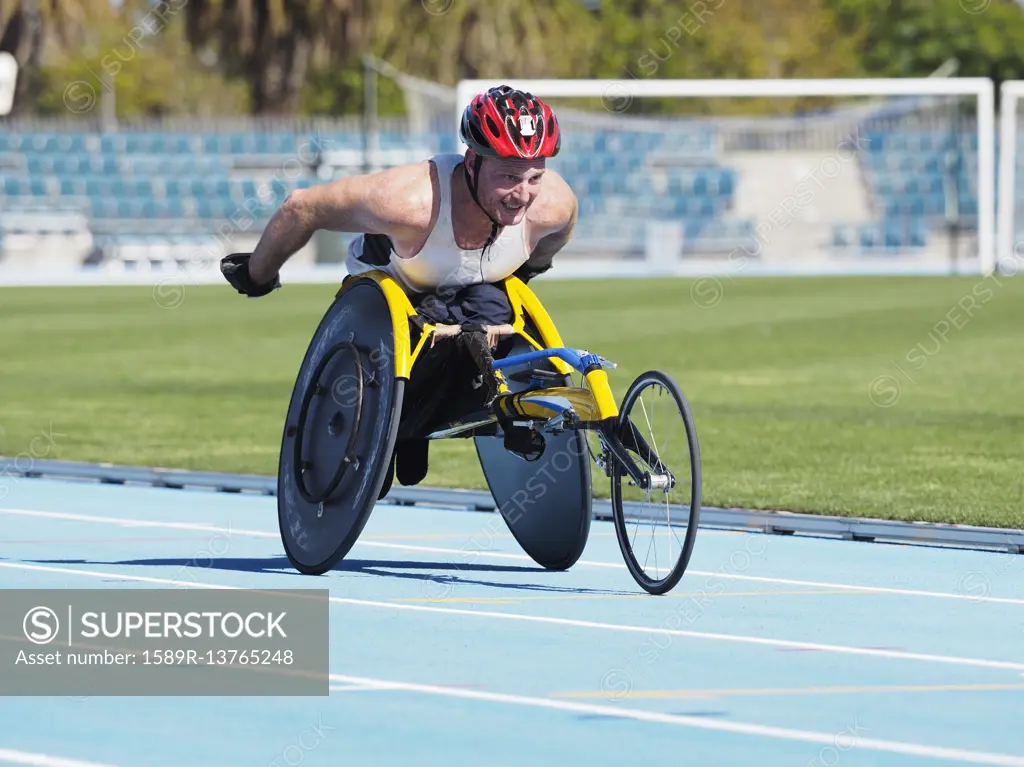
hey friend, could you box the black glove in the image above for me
[512,261,552,284]
[220,253,281,297]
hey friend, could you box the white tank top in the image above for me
[345,153,531,294]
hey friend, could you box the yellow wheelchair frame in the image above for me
[338,269,669,495]
[278,266,700,596]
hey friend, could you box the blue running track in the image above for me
[0,476,1023,767]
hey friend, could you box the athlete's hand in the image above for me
[430,324,515,349]
[220,253,281,298]
[430,324,462,347]
[484,324,515,349]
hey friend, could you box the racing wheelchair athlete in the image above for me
[221,85,703,595]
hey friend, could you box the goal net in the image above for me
[440,78,996,278]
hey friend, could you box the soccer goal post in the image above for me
[997,80,1024,273]
[0,52,17,116]
[456,78,995,276]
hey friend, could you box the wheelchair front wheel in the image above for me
[610,370,701,595]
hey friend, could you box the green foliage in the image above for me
[829,0,1024,85]
[182,0,373,113]
[370,0,599,84]
[300,66,407,117]
[7,0,1024,116]
[15,0,249,117]
[587,0,871,115]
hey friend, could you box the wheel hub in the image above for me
[327,411,346,437]
[646,472,673,491]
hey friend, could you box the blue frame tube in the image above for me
[491,347,589,374]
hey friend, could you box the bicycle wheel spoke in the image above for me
[611,371,702,595]
[643,500,658,578]
[637,393,662,564]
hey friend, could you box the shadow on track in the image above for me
[21,556,635,596]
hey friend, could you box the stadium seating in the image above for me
[0,122,983,268]
[0,129,323,269]
[834,129,979,254]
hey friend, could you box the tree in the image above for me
[14,0,247,118]
[373,0,597,85]
[183,0,374,115]
[298,0,600,118]
[587,0,867,115]
[828,0,1024,92]
[0,0,116,114]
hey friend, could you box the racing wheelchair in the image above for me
[276,270,702,595]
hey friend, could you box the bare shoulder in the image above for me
[528,169,578,238]
[521,170,579,268]
[350,160,437,233]
[297,160,436,239]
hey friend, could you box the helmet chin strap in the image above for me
[462,155,501,255]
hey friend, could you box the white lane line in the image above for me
[328,683,395,692]
[325,672,1024,766]
[0,750,120,767]
[3,505,1023,607]
[1,560,1022,673]
[345,540,1024,607]
[0,508,276,538]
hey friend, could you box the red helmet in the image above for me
[460,85,561,160]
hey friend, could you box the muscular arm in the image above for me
[247,163,431,284]
[516,173,578,282]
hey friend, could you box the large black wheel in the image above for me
[277,279,405,575]
[475,336,592,571]
[611,370,701,595]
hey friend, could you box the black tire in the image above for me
[475,335,592,571]
[277,279,404,575]
[611,370,701,595]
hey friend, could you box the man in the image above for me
[222,85,576,325]
[222,85,578,485]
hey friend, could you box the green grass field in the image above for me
[2,274,1023,529]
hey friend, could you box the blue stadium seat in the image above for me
[195,198,214,219]
[154,198,184,218]
[8,123,972,264]
[856,128,979,247]
[60,178,86,196]
[202,135,224,153]
[89,198,118,218]
[679,220,700,241]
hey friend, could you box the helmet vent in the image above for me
[468,121,489,145]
